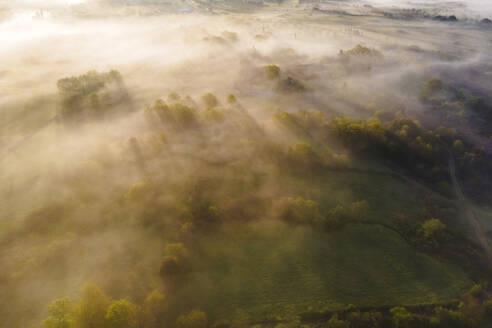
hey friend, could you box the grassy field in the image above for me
[276,167,460,229]
[174,221,471,322]
[472,205,492,245]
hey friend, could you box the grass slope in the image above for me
[174,221,471,322]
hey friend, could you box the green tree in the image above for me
[287,142,322,168]
[105,299,139,328]
[453,139,464,151]
[176,310,207,328]
[326,315,350,328]
[227,94,237,104]
[43,297,75,328]
[201,93,219,108]
[390,307,413,328]
[165,243,189,259]
[77,283,111,328]
[484,298,492,314]
[432,306,471,328]
[425,78,443,94]
[264,65,280,79]
[282,197,322,225]
[421,218,446,239]
[168,92,181,103]
[141,290,167,328]
[159,255,183,278]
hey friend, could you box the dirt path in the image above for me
[449,156,492,268]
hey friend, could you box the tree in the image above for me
[344,44,382,57]
[105,299,139,328]
[350,200,369,221]
[160,255,183,278]
[326,315,350,328]
[227,94,237,104]
[264,65,280,79]
[287,142,322,168]
[168,92,181,103]
[421,218,446,239]
[422,78,443,100]
[42,297,75,328]
[77,283,111,328]
[433,306,471,328]
[278,76,306,93]
[201,93,219,108]
[203,107,224,123]
[282,197,322,225]
[390,307,413,328]
[453,139,463,151]
[176,309,207,328]
[141,290,167,328]
[360,311,384,328]
[425,78,443,94]
[484,298,492,314]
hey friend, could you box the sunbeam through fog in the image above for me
[1,1,492,328]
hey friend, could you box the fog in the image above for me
[1,1,492,327]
